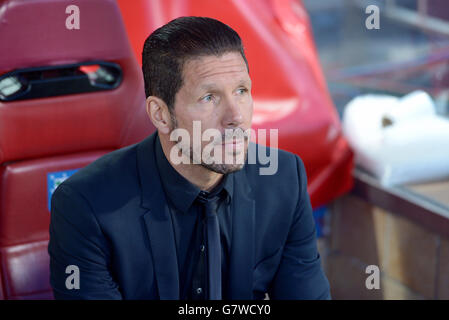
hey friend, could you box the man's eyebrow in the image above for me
[199,79,251,91]
[199,83,218,91]
[237,79,251,87]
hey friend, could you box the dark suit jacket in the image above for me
[48,132,331,299]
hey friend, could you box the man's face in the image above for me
[170,51,253,174]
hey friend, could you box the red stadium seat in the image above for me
[0,241,52,299]
[0,152,111,299]
[0,267,4,299]
[0,0,154,299]
[0,152,111,246]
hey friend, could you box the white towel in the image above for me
[342,90,449,186]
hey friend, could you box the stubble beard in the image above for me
[170,114,248,174]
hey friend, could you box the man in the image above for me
[48,16,331,300]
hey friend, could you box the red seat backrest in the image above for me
[0,0,154,299]
[0,0,154,163]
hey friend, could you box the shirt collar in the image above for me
[154,134,234,214]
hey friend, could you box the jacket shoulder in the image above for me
[245,142,304,178]
[244,143,307,205]
[56,142,140,206]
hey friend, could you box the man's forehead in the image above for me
[183,52,250,85]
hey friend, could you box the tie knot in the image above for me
[205,198,219,217]
[197,192,221,218]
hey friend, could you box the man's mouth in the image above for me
[222,139,245,152]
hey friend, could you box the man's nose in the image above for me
[222,100,243,127]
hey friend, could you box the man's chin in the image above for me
[201,162,245,175]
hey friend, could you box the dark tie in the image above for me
[202,195,222,300]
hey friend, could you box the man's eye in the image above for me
[201,94,213,102]
[237,88,248,95]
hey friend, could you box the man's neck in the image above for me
[159,133,223,192]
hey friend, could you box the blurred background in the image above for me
[304,0,449,300]
[305,0,449,114]
[0,0,448,300]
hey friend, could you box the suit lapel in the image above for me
[228,168,255,299]
[137,133,180,300]
[142,202,180,300]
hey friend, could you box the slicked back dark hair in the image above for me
[141,16,249,111]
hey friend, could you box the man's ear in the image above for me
[146,96,172,135]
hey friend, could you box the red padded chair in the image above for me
[0,0,154,299]
[0,267,4,299]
